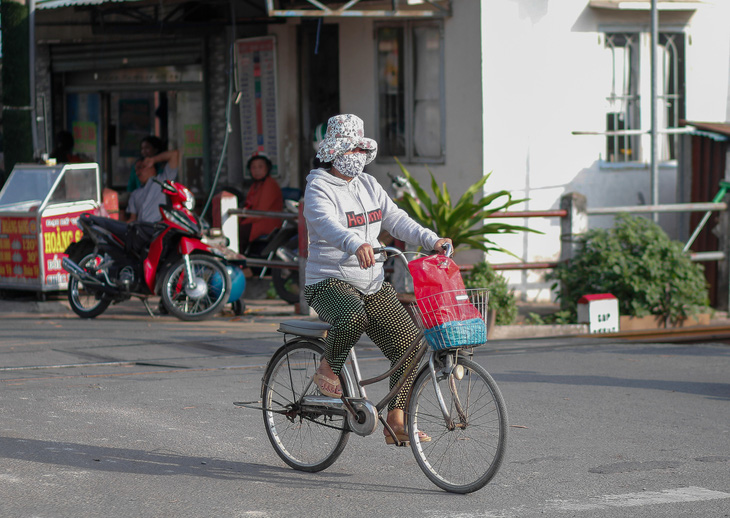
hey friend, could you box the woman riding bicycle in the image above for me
[302,114,452,445]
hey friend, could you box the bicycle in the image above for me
[247,246,508,494]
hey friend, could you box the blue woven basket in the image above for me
[424,317,487,351]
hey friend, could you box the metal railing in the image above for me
[484,189,730,310]
[215,187,730,311]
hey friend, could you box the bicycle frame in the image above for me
[258,244,507,493]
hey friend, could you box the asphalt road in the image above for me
[1,299,729,517]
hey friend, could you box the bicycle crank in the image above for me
[343,398,379,436]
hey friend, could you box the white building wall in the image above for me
[267,5,485,212]
[265,2,730,304]
[268,22,301,191]
[481,1,730,302]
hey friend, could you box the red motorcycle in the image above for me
[62,180,232,321]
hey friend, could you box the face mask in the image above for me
[333,153,367,178]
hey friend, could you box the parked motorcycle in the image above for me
[240,198,300,305]
[62,179,232,321]
[270,200,300,304]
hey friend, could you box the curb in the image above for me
[490,324,588,340]
[3,298,729,343]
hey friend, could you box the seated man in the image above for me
[126,149,180,223]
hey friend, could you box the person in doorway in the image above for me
[126,148,179,223]
[127,136,166,192]
[238,152,283,253]
[50,130,82,163]
[303,114,452,445]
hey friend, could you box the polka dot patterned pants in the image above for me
[304,278,421,410]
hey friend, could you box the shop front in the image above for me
[46,38,207,204]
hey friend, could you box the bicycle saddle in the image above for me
[278,320,330,338]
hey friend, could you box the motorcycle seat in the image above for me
[81,213,129,238]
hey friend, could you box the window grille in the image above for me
[376,22,444,163]
[605,33,640,163]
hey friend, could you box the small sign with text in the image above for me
[577,294,619,334]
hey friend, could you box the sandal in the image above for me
[384,429,431,446]
[313,372,342,398]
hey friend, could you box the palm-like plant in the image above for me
[393,159,539,256]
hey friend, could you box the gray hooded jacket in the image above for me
[303,168,440,294]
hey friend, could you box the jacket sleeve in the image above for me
[304,180,367,255]
[375,179,440,251]
[160,164,178,182]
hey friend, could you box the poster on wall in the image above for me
[235,36,279,179]
[66,93,101,163]
[72,121,98,158]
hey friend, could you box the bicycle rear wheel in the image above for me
[407,355,508,493]
[261,339,350,472]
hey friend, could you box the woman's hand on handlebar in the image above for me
[355,243,376,269]
[434,238,453,256]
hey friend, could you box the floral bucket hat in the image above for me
[316,114,378,164]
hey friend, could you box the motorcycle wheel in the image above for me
[67,245,112,319]
[160,255,231,321]
[272,267,300,305]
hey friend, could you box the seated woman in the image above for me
[238,152,283,254]
[303,114,452,445]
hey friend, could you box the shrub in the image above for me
[548,213,710,325]
[463,262,518,325]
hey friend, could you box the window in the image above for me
[603,31,685,163]
[605,33,640,162]
[376,22,444,162]
[658,33,685,160]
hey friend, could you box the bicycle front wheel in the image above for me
[261,340,350,472]
[407,356,508,493]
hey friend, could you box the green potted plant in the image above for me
[393,159,540,255]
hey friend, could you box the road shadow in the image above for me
[605,344,730,357]
[0,437,438,494]
[493,372,730,401]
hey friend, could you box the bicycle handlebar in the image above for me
[372,243,453,268]
[373,243,453,257]
[371,246,403,256]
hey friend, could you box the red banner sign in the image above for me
[0,216,40,281]
[41,212,85,287]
